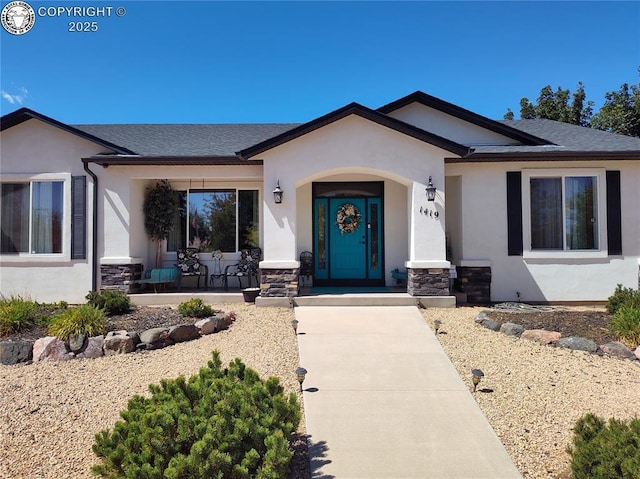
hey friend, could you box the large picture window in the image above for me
[530,176,598,250]
[1,181,63,254]
[167,189,259,253]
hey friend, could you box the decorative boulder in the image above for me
[635,346,640,361]
[168,324,199,343]
[219,309,236,328]
[480,319,501,332]
[500,322,525,337]
[67,334,87,353]
[521,329,561,345]
[599,341,637,360]
[33,336,73,361]
[0,340,34,365]
[195,317,218,335]
[76,336,105,359]
[556,336,598,353]
[103,330,136,355]
[139,327,170,345]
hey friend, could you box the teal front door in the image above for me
[314,195,383,285]
[330,198,366,279]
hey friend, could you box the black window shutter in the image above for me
[71,176,87,259]
[606,170,622,255]
[506,172,523,256]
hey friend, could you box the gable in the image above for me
[1,107,134,155]
[1,118,117,172]
[238,102,470,159]
[385,102,522,147]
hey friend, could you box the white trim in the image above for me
[522,167,607,259]
[260,260,300,269]
[405,260,450,269]
[0,172,72,262]
[100,257,143,265]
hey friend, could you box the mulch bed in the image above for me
[2,306,190,342]
[485,308,617,345]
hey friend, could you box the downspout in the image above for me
[83,159,99,292]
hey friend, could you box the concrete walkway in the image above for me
[295,306,522,479]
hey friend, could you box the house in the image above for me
[1,91,639,305]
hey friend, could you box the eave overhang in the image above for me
[445,151,640,163]
[82,155,263,167]
[237,102,471,159]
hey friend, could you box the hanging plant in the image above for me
[336,203,361,235]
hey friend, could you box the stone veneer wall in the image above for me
[100,264,143,294]
[407,268,449,296]
[260,268,299,297]
[456,266,491,304]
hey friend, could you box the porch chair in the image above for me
[224,247,261,290]
[176,248,209,290]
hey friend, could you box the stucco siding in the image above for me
[0,119,104,303]
[257,114,449,269]
[447,160,640,302]
[387,103,520,146]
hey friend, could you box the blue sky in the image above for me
[1,1,639,124]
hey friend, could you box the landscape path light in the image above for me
[291,319,299,334]
[295,366,307,392]
[471,368,484,393]
[434,319,441,335]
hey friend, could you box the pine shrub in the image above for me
[86,290,132,316]
[48,304,107,340]
[0,295,39,336]
[606,284,640,314]
[177,297,214,318]
[609,304,640,348]
[92,351,301,478]
[568,413,640,479]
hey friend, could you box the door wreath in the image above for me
[336,203,361,235]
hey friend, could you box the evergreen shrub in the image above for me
[92,351,301,479]
[0,295,39,336]
[48,304,107,340]
[568,413,640,479]
[606,284,640,314]
[177,297,214,318]
[86,290,132,316]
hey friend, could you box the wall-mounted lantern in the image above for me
[273,179,283,204]
[425,176,436,202]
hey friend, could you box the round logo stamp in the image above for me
[1,1,36,35]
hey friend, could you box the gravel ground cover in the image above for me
[3,303,639,479]
[421,306,640,479]
[0,303,308,479]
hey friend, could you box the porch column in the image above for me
[259,176,300,298]
[405,180,450,296]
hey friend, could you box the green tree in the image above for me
[505,83,594,126]
[591,76,640,137]
[143,180,179,268]
[504,72,640,137]
[205,192,236,252]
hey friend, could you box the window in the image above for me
[1,181,63,254]
[167,189,259,253]
[530,176,598,250]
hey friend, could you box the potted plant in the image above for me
[143,180,179,268]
